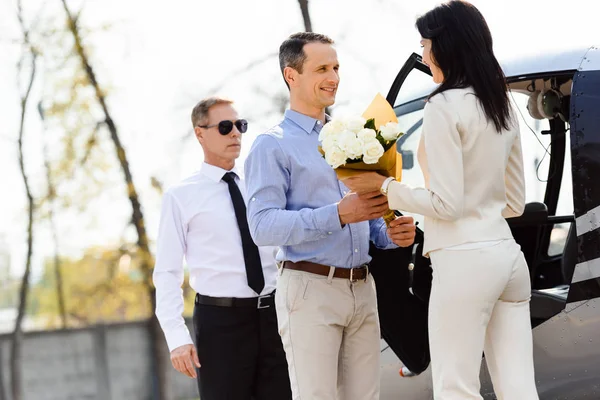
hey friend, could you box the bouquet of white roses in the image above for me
[318,93,404,226]
[319,116,403,169]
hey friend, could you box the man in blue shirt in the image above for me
[245,32,417,400]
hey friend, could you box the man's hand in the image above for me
[170,344,201,378]
[338,191,389,225]
[388,216,416,247]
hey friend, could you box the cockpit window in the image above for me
[395,108,426,227]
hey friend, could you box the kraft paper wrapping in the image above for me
[329,93,403,226]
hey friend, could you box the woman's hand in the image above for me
[387,216,416,247]
[341,172,388,194]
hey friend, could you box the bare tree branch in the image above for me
[59,1,171,398]
[59,0,152,289]
[150,176,163,196]
[11,1,38,399]
[38,102,68,330]
[79,121,102,166]
[298,0,313,32]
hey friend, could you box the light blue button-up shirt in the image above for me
[244,109,396,269]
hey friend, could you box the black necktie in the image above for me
[222,172,265,294]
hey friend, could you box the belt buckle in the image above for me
[257,294,270,309]
[349,265,368,283]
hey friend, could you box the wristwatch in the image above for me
[380,177,395,196]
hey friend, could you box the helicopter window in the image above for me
[508,92,552,204]
[509,91,574,257]
[396,107,426,228]
[393,67,436,109]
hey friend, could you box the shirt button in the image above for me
[328,232,332,235]
[354,249,358,253]
[252,198,256,201]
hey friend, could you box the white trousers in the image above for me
[275,268,381,400]
[428,239,539,400]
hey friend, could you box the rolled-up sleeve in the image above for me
[152,191,193,352]
[245,134,343,247]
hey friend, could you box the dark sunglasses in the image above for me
[198,119,248,135]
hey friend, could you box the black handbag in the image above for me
[368,226,433,374]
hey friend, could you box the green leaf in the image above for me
[364,118,376,130]
[345,158,362,164]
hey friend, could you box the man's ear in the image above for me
[283,66,299,88]
[194,126,203,142]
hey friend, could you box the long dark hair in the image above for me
[416,0,511,132]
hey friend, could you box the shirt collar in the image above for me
[284,109,330,135]
[201,162,240,183]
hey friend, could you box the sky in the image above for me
[0,0,597,281]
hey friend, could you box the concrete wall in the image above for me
[0,319,198,400]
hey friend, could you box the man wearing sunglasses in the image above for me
[153,96,291,400]
[244,33,417,399]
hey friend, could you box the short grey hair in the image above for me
[279,32,335,89]
[191,96,233,128]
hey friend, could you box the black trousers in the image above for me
[193,296,292,400]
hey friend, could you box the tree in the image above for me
[11,1,38,399]
[38,103,68,330]
[298,0,313,32]
[29,246,195,328]
[57,0,170,398]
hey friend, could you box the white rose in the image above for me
[362,137,385,164]
[335,130,358,158]
[356,128,377,144]
[319,119,346,141]
[342,136,363,160]
[324,145,347,169]
[321,135,337,153]
[379,122,402,141]
[345,116,366,133]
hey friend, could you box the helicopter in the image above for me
[368,45,600,399]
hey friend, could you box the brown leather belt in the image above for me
[283,261,369,282]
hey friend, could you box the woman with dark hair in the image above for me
[341,1,539,398]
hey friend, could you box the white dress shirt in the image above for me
[153,162,278,352]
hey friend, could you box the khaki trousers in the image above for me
[275,267,381,400]
[428,239,539,400]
